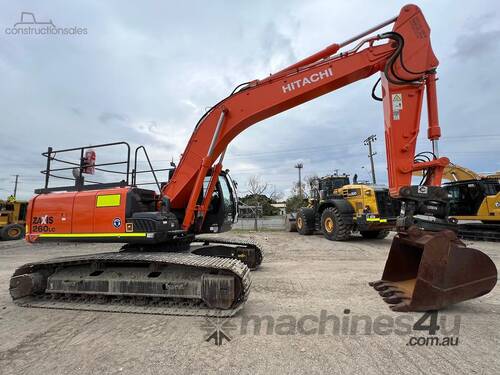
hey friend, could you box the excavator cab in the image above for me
[444,179,500,222]
[200,171,238,234]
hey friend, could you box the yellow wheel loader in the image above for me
[0,199,28,240]
[288,175,399,240]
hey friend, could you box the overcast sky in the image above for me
[1,0,499,200]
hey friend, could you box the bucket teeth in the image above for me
[373,283,391,292]
[379,288,403,298]
[383,296,400,304]
[368,280,384,287]
[389,301,411,312]
[369,280,399,293]
[370,279,411,308]
[383,295,406,304]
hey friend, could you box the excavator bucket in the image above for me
[370,227,497,311]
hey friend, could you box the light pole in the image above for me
[294,162,303,199]
[13,175,19,198]
[363,135,377,184]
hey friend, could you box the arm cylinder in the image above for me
[426,73,441,142]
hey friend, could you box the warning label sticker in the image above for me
[392,93,403,120]
[392,93,403,109]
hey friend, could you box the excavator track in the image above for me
[10,252,251,317]
[192,236,264,270]
[455,223,500,242]
[119,236,264,269]
[415,218,500,242]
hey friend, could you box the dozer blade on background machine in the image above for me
[370,227,498,311]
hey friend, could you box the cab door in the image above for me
[219,173,237,226]
[201,172,237,233]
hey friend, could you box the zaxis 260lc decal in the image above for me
[31,215,56,232]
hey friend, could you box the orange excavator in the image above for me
[10,4,497,315]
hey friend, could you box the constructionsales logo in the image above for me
[5,11,88,36]
[282,68,333,93]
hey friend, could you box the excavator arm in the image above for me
[163,4,449,231]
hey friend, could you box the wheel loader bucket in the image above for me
[370,226,497,311]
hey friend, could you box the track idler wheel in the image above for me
[370,226,497,311]
[201,274,238,309]
[10,270,48,299]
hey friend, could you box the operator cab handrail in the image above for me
[35,142,173,194]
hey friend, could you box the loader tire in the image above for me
[1,224,25,241]
[360,230,390,240]
[296,208,314,235]
[321,207,350,241]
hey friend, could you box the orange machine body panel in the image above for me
[26,187,130,242]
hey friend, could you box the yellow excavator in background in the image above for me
[415,162,500,223]
[413,163,500,241]
[438,163,482,181]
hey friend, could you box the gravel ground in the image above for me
[0,232,498,375]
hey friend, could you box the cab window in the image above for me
[219,175,235,221]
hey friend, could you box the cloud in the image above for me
[453,29,500,59]
[69,107,83,116]
[98,112,129,124]
[260,22,297,71]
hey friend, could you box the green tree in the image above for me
[242,176,283,230]
[285,194,305,214]
[285,176,317,213]
[240,194,279,216]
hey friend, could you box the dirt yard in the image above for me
[0,232,498,375]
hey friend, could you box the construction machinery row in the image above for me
[287,163,500,242]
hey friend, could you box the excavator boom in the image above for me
[164,4,448,230]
